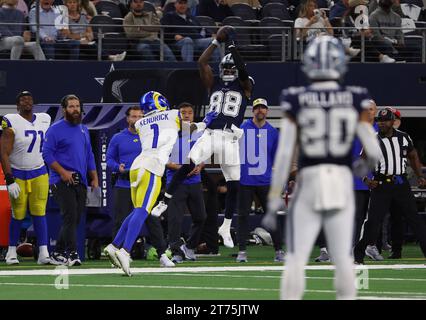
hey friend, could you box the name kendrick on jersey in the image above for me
[140,113,169,126]
[298,91,353,107]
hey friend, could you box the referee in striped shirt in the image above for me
[354,108,426,264]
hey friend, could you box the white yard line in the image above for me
[0,264,424,277]
[0,282,425,299]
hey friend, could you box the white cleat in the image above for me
[37,254,54,265]
[5,255,19,265]
[218,226,234,248]
[104,244,121,268]
[151,201,168,217]
[115,248,132,277]
[160,254,175,267]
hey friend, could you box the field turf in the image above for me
[0,244,425,300]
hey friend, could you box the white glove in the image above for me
[7,182,21,199]
[262,197,284,231]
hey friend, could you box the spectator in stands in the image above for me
[29,0,80,60]
[16,0,28,16]
[165,102,206,263]
[225,0,261,9]
[342,0,396,62]
[197,0,233,23]
[160,0,221,62]
[329,0,350,20]
[124,0,176,61]
[0,0,46,60]
[369,0,421,62]
[64,0,94,45]
[80,0,97,20]
[163,0,199,15]
[294,0,333,42]
[369,0,405,18]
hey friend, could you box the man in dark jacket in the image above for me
[160,0,221,61]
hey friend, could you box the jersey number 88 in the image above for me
[209,91,242,118]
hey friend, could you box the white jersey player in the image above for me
[262,36,381,300]
[1,91,53,265]
[104,91,217,276]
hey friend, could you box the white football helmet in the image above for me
[302,35,348,81]
[219,53,238,82]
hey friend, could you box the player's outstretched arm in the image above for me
[228,44,253,99]
[262,115,297,231]
[198,42,217,94]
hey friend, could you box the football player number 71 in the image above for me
[25,130,44,153]
[209,91,242,118]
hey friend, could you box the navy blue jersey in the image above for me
[280,82,371,169]
[207,76,251,129]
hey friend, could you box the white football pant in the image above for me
[281,165,356,300]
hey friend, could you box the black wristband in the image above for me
[5,173,15,185]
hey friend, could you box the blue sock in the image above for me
[112,211,133,248]
[9,218,23,246]
[31,215,48,246]
[123,208,148,253]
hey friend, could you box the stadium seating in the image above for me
[261,2,292,20]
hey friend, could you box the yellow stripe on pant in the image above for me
[10,173,49,220]
[129,168,162,213]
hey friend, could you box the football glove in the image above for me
[202,110,218,127]
[7,182,21,199]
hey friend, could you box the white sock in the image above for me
[7,246,17,257]
[164,193,172,199]
[320,247,328,253]
[221,218,232,230]
[39,245,49,258]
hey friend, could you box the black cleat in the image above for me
[68,251,82,266]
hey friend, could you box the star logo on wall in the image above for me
[95,63,128,102]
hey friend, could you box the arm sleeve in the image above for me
[106,135,120,172]
[42,128,57,166]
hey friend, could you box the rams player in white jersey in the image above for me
[1,91,53,265]
[104,91,217,276]
[262,36,381,299]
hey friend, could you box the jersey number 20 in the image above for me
[209,91,242,117]
[299,108,358,157]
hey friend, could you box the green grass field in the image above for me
[0,244,425,300]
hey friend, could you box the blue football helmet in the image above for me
[140,91,169,114]
[302,35,348,81]
[219,53,238,82]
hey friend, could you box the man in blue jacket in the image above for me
[42,94,99,266]
[237,98,285,263]
[160,0,221,62]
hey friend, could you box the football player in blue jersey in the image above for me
[262,35,381,300]
[152,27,253,249]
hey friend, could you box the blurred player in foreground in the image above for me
[263,36,381,300]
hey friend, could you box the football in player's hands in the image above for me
[215,25,236,43]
